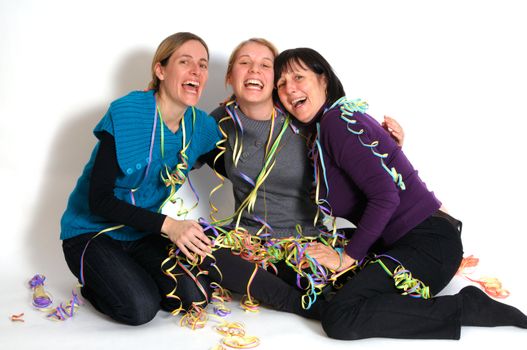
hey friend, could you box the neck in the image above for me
[237,99,274,121]
[156,91,186,133]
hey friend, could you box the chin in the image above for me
[181,95,200,107]
[297,113,316,124]
[294,111,309,122]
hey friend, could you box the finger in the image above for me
[384,115,397,124]
[190,221,205,233]
[304,248,319,258]
[312,256,337,270]
[195,230,213,246]
[384,116,399,129]
[391,131,404,146]
[305,250,327,260]
[313,244,333,253]
[178,243,197,261]
[190,236,212,254]
[185,240,207,258]
[184,224,212,247]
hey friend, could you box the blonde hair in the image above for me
[225,38,279,85]
[148,32,209,91]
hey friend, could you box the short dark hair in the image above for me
[274,48,345,106]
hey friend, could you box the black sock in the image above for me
[460,286,527,328]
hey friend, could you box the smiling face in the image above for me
[276,60,327,124]
[227,41,275,107]
[154,39,209,108]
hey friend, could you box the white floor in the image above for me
[2,257,526,350]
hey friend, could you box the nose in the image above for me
[190,61,200,76]
[284,80,296,95]
[249,62,260,73]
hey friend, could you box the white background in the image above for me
[1,0,526,349]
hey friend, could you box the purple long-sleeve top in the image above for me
[318,106,441,261]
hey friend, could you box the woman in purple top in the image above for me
[274,47,527,340]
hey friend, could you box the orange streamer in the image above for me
[10,313,25,322]
[457,255,510,299]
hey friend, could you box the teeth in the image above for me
[244,79,263,88]
[292,97,306,108]
[183,80,200,87]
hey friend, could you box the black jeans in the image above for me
[62,233,208,325]
[321,214,464,340]
[202,248,325,320]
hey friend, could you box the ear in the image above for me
[154,62,165,81]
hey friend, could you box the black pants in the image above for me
[63,233,208,325]
[322,214,464,340]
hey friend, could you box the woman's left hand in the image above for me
[305,242,356,271]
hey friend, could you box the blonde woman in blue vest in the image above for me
[60,32,220,325]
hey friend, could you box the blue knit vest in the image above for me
[60,90,220,241]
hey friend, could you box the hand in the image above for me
[382,115,405,147]
[162,217,212,260]
[304,242,356,272]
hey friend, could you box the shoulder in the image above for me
[320,99,388,151]
[109,90,155,112]
[209,105,226,122]
[321,98,379,134]
[190,106,218,128]
[102,90,155,133]
[94,90,153,137]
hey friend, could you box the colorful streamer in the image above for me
[28,274,81,321]
[457,255,510,298]
[28,274,53,309]
[10,313,25,322]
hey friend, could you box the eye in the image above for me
[200,63,208,70]
[294,74,303,81]
[262,63,272,69]
[276,80,285,89]
[239,60,249,65]
[179,59,188,65]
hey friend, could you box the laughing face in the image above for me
[276,60,327,124]
[227,41,275,107]
[155,39,209,108]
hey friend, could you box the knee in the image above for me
[321,301,362,340]
[83,285,159,326]
[116,292,160,326]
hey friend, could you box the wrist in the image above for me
[161,216,176,235]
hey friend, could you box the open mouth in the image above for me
[244,79,264,90]
[292,97,307,108]
[183,80,200,93]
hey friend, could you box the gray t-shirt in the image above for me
[210,104,321,238]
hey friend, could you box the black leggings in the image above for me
[203,248,325,320]
[322,215,464,340]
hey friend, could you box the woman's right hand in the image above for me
[382,115,405,147]
[161,217,212,261]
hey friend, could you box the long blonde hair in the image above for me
[148,32,209,91]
